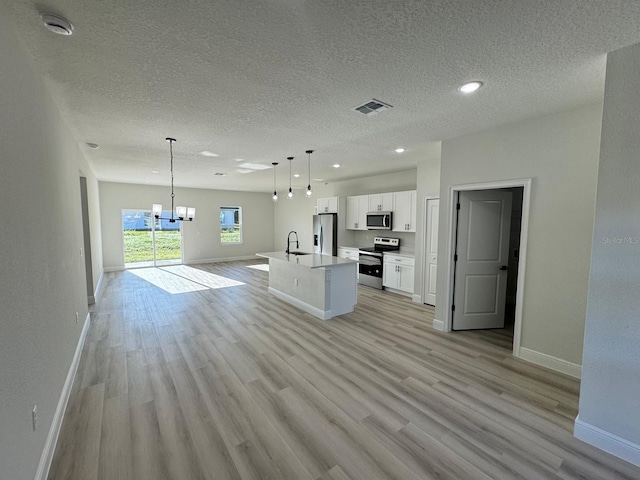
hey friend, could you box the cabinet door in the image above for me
[346,196,360,230]
[368,193,393,212]
[326,196,338,213]
[398,265,415,293]
[356,196,368,230]
[317,197,338,214]
[392,190,416,232]
[382,262,395,288]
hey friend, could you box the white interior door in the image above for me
[453,190,512,330]
[423,198,439,306]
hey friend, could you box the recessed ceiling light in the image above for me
[395,148,405,153]
[293,173,300,178]
[236,169,253,174]
[214,172,225,176]
[313,178,324,182]
[151,170,159,174]
[235,158,244,162]
[41,13,73,36]
[458,81,483,94]
[200,151,219,157]
[333,164,341,168]
[86,142,99,149]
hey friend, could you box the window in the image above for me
[220,206,242,244]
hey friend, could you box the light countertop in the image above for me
[256,252,359,269]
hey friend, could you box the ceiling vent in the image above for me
[41,13,74,36]
[353,99,393,116]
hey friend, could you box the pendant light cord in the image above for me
[168,138,176,220]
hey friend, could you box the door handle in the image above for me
[499,265,508,271]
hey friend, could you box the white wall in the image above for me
[577,42,640,465]
[99,182,274,268]
[435,103,602,366]
[412,149,442,303]
[0,11,102,479]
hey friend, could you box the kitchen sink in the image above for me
[287,251,312,256]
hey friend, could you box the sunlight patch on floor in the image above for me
[160,265,245,289]
[129,268,209,294]
[129,265,245,294]
[246,263,269,272]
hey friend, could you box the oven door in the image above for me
[358,251,384,289]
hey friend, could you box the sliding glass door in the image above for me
[122,210,182,268]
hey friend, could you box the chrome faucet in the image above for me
[286,231,299,254]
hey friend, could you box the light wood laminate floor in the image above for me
[49,260,640,480]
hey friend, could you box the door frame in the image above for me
[421,195,440,306]
[442,178,531,357]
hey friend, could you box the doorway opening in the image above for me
[122,209,183,268]
[443,179,531,357]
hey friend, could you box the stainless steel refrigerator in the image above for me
[313,213,338,256]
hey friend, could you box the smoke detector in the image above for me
[353,99,393,116]
[41,13,73,36]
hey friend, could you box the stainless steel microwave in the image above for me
[366,211,392,230]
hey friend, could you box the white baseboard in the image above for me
[574,415,640,467]
[35,312,91,480]
[103,266,124,272]
[268,287,331,320]
[519,347,581,378]
[433,318,445,331]
[94,270,105,302]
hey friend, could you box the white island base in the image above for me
[256,252,358,320]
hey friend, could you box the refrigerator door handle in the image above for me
[320,226,324,254]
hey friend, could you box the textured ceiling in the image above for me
[4,0,640,192]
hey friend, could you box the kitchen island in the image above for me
[256,252,358,320]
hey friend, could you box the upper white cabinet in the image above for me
[392,190,417,232]
[317,196,339,214]
[346,195,369,230]
[368,192,393,212]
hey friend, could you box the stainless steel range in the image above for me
[358,237,400,289]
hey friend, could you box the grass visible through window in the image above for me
[123,230,181,263]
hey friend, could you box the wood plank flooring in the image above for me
[49,259,640,479]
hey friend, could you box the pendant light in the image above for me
[152,138,196,222]
[287,156,294,199]
[272,162,279,201]
[305,149,313,197]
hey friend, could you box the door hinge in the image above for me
[454,254,458,262]
[451,304,455,312]
[456,203,461,210]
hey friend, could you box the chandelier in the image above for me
[152,137,195,222]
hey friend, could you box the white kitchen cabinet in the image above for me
[337,247,359,261]
[346,195,369,230]
[368,192,393,212]
[392,190,417,232]
[383,254,415,295]
[317,196,339,214]
[338,247,360,279]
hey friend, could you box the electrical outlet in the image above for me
[32,405,38,432]
[75,312,79,323]
[294,278,298,286]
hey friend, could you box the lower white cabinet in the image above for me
[338,247,359,279]
[383,254,415,295]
